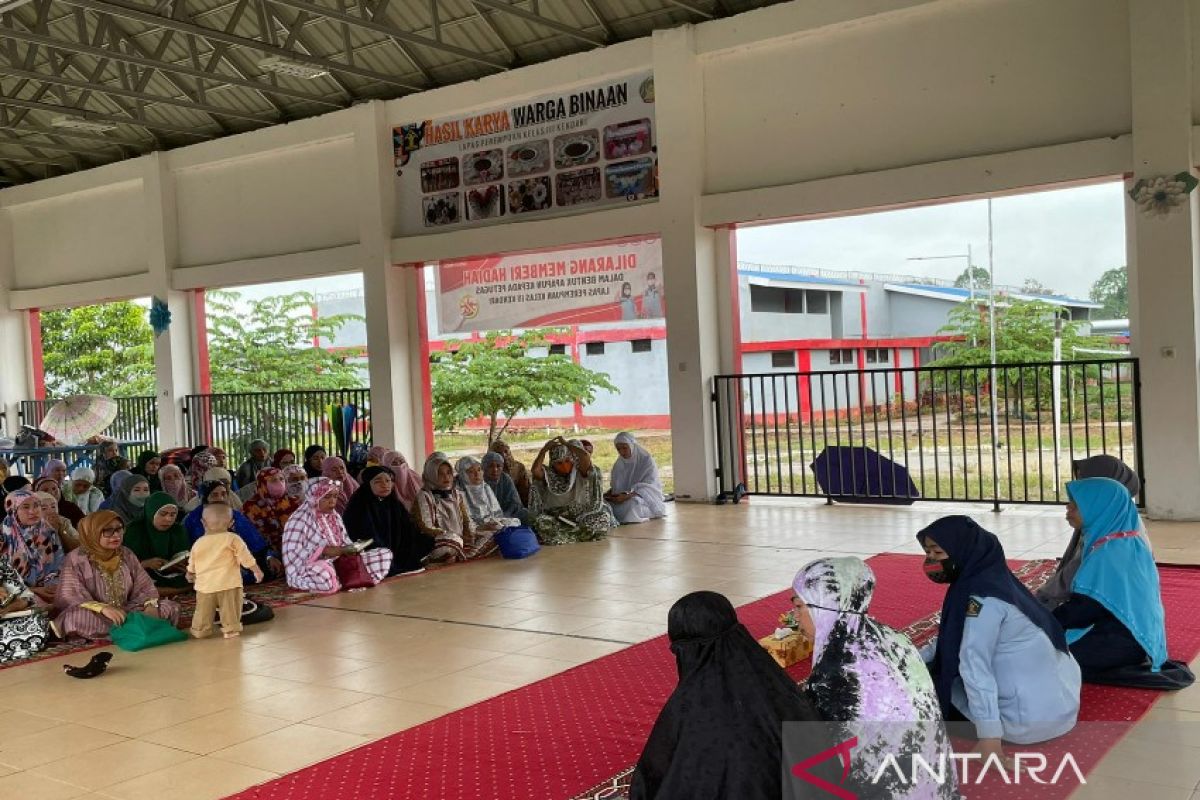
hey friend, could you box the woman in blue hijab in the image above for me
[1055,477,1167,678]
[918,516,1080,760]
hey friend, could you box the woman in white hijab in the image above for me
[605,432,666,525]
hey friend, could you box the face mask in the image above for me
[130,494,148,507]
[923,557,960,584]
[287,482,305,498]
[267,483,286,499]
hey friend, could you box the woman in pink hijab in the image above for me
[382,450,423,510]
[319,457,358,514]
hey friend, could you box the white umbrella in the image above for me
[40,395,118,444]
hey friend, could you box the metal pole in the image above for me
[1053,315,1063,484]
[967,242,974,303]
[987,199,1001,511]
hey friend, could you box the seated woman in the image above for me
[272,449,298,469]
[188,450,217,491]
[792,557,957,799]
[40,459,70,485]
[282,465,309,501]
[1,489,65,603]
[283,478,393,594]
[123,492,192,590]
[630,591,831,800]
[380,451,422,509]
[235,440,271,490]
[1038,455,1144,610]
[528,438,614,545]
[342,466,434,576]
[0,553,53,663]
[481,452,529,526]
[93,439,127,499]
[106,473,151,525]
[606,432,667,525]
[1054,477,1181,685]
[34,476,84,527]
[65,467,105,515]
[412,453,497,563]
[919,516,1080,759]
[490,440,531,506]
[183,482,281,581]
[456,456,535,540]
[159,464,197,511]
[132,451,163,492]
[321,457,358,515]
[35,491,79,553]
[55,511,180,640]
[243,468,300,553]
[199,468,243,511]
[303,445,327,479]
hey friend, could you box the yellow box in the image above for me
[758,631,813,669]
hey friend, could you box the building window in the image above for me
[631,339,653,353]
[771,351,796,369]
[549,344,567,356]
[749,284,805,313]
[585,342,605,356]
[805,290,829,314]
[829,348,855,365]
[866,348,891,364]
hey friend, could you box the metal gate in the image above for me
[712,359,1144,509]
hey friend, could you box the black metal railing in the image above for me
[712,358,1143,509]
[181,389,371,459]
[18,396,159,450]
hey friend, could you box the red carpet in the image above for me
[224,556,1200,800]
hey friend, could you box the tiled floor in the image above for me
[1,499,1198,799]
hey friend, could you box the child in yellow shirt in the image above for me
[187,503,263,639]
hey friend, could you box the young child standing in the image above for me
[188,503,263,639]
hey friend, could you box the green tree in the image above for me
[953,265,991,292]
[41,301,155,397]
[1020,278,1054,295]
[1089,267,1128,320]
[431,330,617,445]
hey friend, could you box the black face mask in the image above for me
[923,556,960,584]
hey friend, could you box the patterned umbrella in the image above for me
[40,395,118,444]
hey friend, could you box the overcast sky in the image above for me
[736,181,1127,299]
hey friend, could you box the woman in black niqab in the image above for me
[341,466,434,575]
[630,591,834,800]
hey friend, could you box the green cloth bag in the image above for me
[110,611,187,652]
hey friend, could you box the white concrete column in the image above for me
[1127,0,1200,518]
[142,153,196,448]
[355,101,425,462]
[653,25,721,501]
[0,209,32,437]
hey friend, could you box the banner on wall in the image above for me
[392,72,657,236]
[436,237,664,334]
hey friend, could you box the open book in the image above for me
[347,539,374,554]
[159,551,190,572]
[554,515,579,530]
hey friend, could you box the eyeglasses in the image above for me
[99,524,124,536]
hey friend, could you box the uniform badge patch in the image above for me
[966,598,983,617]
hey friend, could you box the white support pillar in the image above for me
[355,101,425,462]
[143,154,196,448]
[654,25,721,501]
[1127,0,1200,518]
[0,209,32,437]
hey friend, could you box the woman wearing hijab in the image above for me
[605,432,666,525]
[490,440,531,506]
[456,456,533,539]
[320,457,358,515]
[123,492,192,589]
[413,453,497,564]
[481,452,529,526]
[235,440,271,489]
[93,439,127,499]
[34,476,84,526]
[200,467,244,511]
[366,446,389,467]
[1,489,66,602]
[282,464,309,501]
[132,451,163,492]
[382,451,423,509]
[1054,477,1172,681]
[40,459,69,486]
[282,478,392,593]
[159,464,197,510]
[303,445,327,479]
[108,473,152,525]
[243,468,300,553]
[182,482,282,583]
[919,516,1080,760]
[54,511,180,640]
[343,466,434,576]
[188,450,217,491]
[272,449,298,469]
[528,438,613,545]
[65,467,105,515]
[629,591,832,800]
[35,491,79,553]
[791,557,956,799]
[0,553,53,662]
[1038,455,1145,610]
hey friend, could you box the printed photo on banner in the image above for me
[391,72,657,235]
[434,237,664,334]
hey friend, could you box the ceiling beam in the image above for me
[470,0,607,47]
[0,118,142,148]
[0,93,213,137]
[0,131,120,157]
[0,25,343,107]
[663,0,716,20]
[57,0,423,90]
[580,0,614,40]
